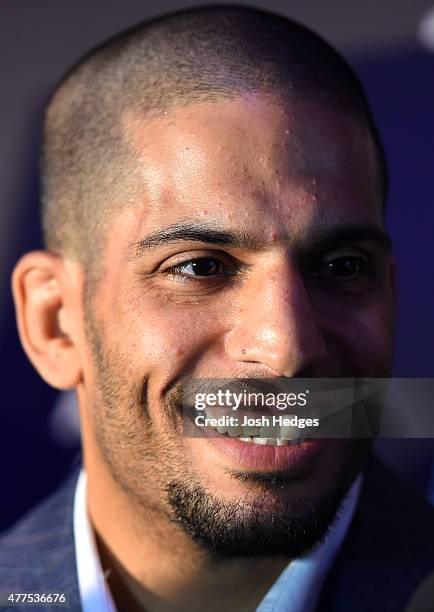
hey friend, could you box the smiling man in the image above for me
[1,5,433,612]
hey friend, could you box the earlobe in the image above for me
[12,251,82,390]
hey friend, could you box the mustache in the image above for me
[164,376,305,417]
[166,377,282,403]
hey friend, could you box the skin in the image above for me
[13,93,396,612]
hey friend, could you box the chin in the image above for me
[166,438,371,558]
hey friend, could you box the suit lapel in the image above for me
[318,455,434,612]
[0,463,82,611]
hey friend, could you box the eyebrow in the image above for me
[133,223,264,256]
[309,225,392,251]
[132,221,392,258]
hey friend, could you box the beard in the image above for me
[165,446,367,559]
[85,302,372,560]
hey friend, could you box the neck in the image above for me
[86,459,290,612]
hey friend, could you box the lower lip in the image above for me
[202,431,326,472]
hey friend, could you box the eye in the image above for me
[326,256,368,279]
[167,256,235,278]
[308,250,371,282]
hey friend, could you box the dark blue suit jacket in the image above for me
[0,455,433,611]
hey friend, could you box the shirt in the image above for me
[74,470,362,612]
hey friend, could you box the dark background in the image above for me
[1,0,434,530]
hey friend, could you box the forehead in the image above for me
[119,93,382,242]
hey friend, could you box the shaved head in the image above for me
[41,4,388,278]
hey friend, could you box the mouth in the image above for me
[191,404,307,445]
[234,437,302,446]
[187,415,324,473]
[208,423,304,446]
[204,434,324,473]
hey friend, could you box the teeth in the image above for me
[212,429,305,446]
[211,423,300,441]
[242,425,261,437]
[227,425,243,437]
[251,437,269,445]
[238,437,300,446]
[280,425,300,441]
[207,421,303,445]
[259,424,280,438]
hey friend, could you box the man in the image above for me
[1,5,433,611]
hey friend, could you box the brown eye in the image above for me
[308,253,371,282]
[326,256,367,279]
[171,257,223,277]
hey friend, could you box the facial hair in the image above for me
[85,302,371,559]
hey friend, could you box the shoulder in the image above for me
[0,464,82,610]
[319,453,434,612]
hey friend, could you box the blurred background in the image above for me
[1,0,434,530]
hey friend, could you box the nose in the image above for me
[224,259,327,376]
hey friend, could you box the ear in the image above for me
[12,251,83,390]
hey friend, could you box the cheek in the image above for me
[122,300,225,377]
[336,302,395,372]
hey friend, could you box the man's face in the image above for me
[81,94,395,557]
